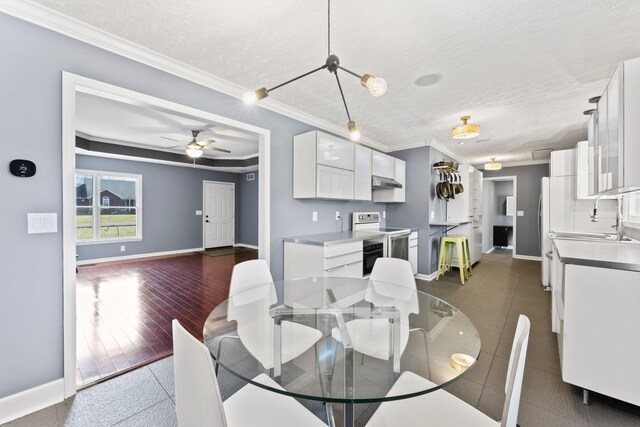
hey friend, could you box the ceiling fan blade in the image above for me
[203,146,231,153]
[161,136,183,142]
[196,138,215,147]
[165,145,186,149]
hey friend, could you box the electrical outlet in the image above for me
[383,211,386,219]
[195,210,202,216]
[120,245,126,252]
[335,211,340,220]
[312,211,318,222]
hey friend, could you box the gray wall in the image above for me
[0,13,385,399]
[483,163,549,257]
[237,172,259,246]
[75,155,241,260]
[493,181,514,227]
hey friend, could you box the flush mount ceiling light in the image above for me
[242,0,386,142]
[484,157,502,170]
[451,116,480,140]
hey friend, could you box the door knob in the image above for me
[206,220,210,223]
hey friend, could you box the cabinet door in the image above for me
[354,145,372,200]
[549,176,575,232]
[393,159,406,202]
[606,67,622,189]
[316,165,354,199]
[316,132,354,171]
[409,246,418,274]
[586,114,597,196]
[371,152,395,178]
[597,89,608,192]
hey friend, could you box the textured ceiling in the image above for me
[33,0,640,164]
[76,92,259,158]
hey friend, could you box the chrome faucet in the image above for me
[613,196,624,241]
[590,195,602,222]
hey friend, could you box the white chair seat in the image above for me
[224,373,326,427]
[365,371,498,427]
[238,319,323,370]
[331,318,408,360]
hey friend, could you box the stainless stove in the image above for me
[352,212,411,260]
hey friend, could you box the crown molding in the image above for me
[0,0,388,152]
[426,138,472,165]
[387,140,428,153]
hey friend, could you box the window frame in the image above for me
[623,192,640,226]
[76,169,143,244]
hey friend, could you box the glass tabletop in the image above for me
[203,277,481,404]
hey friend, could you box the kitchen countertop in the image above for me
[429,220,471,226]
[552,238,640,272]
[283,231,386,246]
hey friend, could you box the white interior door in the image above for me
[204,181,235,248]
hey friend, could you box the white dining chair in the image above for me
[365,315,531,427]
[172,319,327,427]
[331,258,419,360]
[225,259,322,371]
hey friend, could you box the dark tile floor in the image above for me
[5,251,640,426]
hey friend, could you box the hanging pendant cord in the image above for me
[327,0,331,55]
[334,71,352,122]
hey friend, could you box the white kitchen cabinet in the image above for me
[371,152,395,179]
[316,165,354,199]
[471,224,482,264]
[284,241,363,280]
[549,176,575,232]
[576,140,615,201]
[550,149,575,177]
[505,196,515,216]
[354,144,372,200]
[561,264,640,406]
[593,57,640,194]
[294,130,355,200]
[373,158,406,203]
[409,231,418,274]
[446,164,469,222]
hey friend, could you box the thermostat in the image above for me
[10,159,36,177]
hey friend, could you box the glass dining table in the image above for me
[203,277,481,427]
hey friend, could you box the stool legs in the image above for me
[456,243,465,284]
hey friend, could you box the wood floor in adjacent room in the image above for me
[75,249,258,388]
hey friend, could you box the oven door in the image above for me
[363,247,383,275]
[387,233,410,261]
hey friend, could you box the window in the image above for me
[624,192,640,224]
[75,170,142,243]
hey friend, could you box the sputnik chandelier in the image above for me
[242,0,387,142]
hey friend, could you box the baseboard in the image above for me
[485,247,496,254]
[233,243,259,250]
[415,272,438,281]
[76,247,204,265]
[514,254,542,261]
[0,379,64,424]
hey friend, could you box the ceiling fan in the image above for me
[162,130,231,158]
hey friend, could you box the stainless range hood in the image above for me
[372,175,403,189]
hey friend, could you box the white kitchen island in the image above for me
[551,238,640,406]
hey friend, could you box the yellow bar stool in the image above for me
[436,235,472,284]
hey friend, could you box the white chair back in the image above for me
[229,259,274,296]
[173,319,227,427]
[370,258,416,289]
[500,315,531,427]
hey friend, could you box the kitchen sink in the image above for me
[550,231,635,243]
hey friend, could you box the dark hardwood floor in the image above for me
[76,250,258,388]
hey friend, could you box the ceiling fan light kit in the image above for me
[242,0,386,142]
[484,157,502,170]
[186,147,203,158]
[451,115,480,139]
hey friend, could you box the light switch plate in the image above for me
[383,211,386,219]
[312,211,318,222]
[27,213,57,234]
[335,211,340,220]
[195,210,203,216]
[517,210,524,216]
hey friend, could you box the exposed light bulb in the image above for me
[347,121,360,142]
[186,148,203,158]
[242,91,258,105]
[361,74,387,97]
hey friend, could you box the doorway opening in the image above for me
[63,73,270,396]
[482,176,517,257]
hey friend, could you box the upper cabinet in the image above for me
[592,57,640,194]
[371,152,395,179]
[373,157,406,203]
[550,149,575,177]
[294,131,354,200]
[354,145,372,201]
